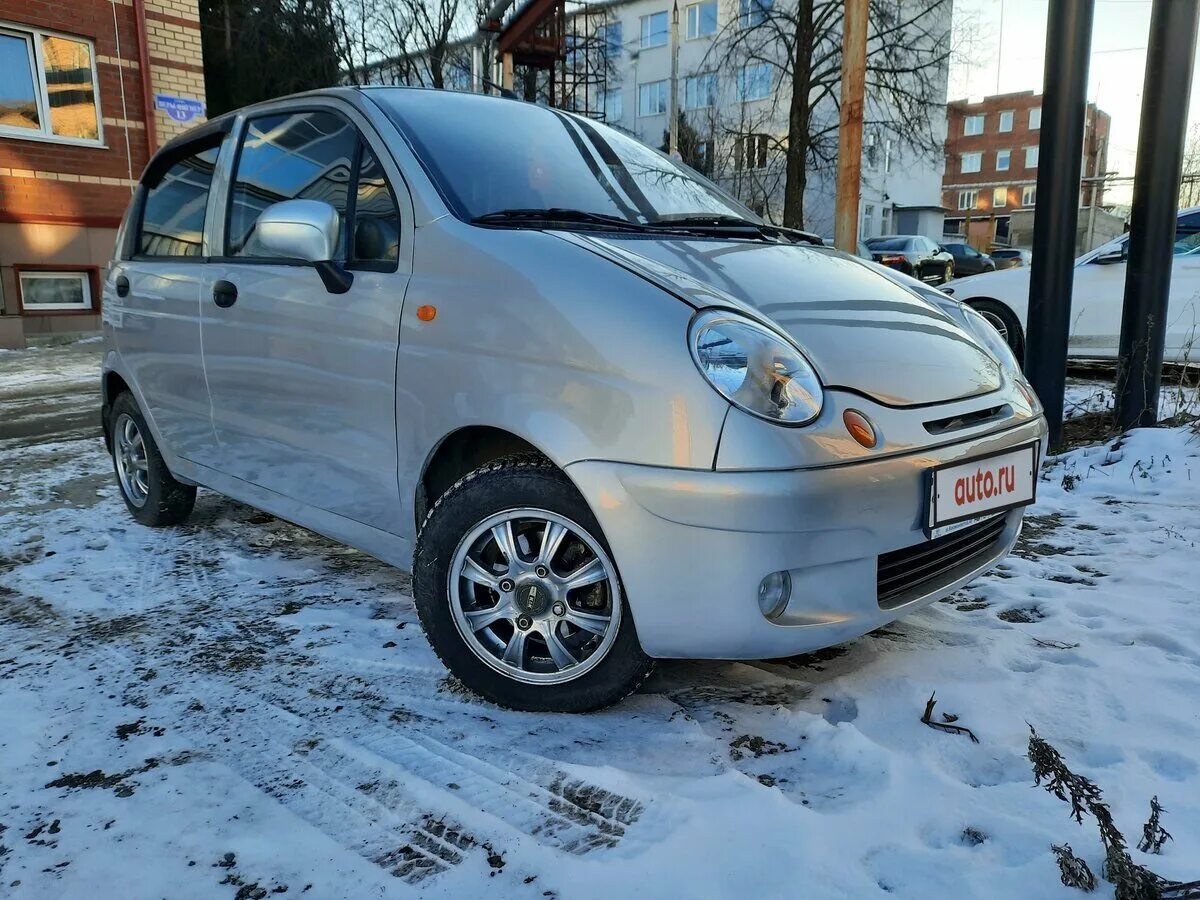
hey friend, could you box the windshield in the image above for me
[866,237,912,251]
[371,88,751,225]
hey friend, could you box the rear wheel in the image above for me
[108,392,196,526]
[414,455,653,712]
[968,299,1025,365]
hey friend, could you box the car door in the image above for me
[1165,249,1200,361]
[109,127,229,462]
[1069,244,1129,357]
[198,105,411,533]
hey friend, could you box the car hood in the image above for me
[946,265,1032,296]
[566,234,1001,407]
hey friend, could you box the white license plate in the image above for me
[926,443,1038,537]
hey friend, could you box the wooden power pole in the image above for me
[669,0,680,156]
[835,0,868,252]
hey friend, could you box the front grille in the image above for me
[923,403,1011,435]
[877,514,1008,609]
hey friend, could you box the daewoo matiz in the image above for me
[102,87,1048,711]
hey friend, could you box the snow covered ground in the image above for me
[2,345,1199,899]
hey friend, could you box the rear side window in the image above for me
[226,110,358,257]
[138,145,220,257]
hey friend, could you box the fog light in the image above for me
[758,571,792,620]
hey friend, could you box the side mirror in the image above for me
[256,199,353,294]
[1093,245,1126,266]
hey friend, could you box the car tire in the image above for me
[968,299,1025,365]
[942,261,954,284]
[108,391,196,526]
[413,454,654,712]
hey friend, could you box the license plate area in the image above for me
[926,443,1038,538]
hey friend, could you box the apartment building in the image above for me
[942,90,1110,250]
[577,0,949,239]
[0,0,206,348]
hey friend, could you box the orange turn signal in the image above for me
[843,409,877,449]
[416,305,437,322]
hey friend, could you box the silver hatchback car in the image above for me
[102,87,1047,711]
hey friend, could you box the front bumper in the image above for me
[566,416,1048,659]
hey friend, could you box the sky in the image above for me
[948,0,1200,206]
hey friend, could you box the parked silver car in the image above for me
[102,87,1048,711]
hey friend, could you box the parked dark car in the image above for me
[989,248,1032,270]
[864,235,955,284]
[941,242,997,277]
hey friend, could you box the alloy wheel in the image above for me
[448,509,622,685]
[114,413,150,508]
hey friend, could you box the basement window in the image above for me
[17,270,95,313]
[0,23,101,145]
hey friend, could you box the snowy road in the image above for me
[2,345,1199,899]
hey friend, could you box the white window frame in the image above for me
[640,12,668,48]
[998,110,1014,133]
[1025,145,1039,168]
[1029,107,1042,130]
[684,72,717,110]
[686,0,717,39]
[17,270,93,312]
[0,22,104,148]
[599,21,623,58]
[963,114,984,136]
[958,189,978,211]
[961,151,982,174]
[737,63,772,101]
[996,148,1011,171]
[637,80,668,116]
[602,87,623,122]
[992,187,1007,208]
[1022,185,1037,207]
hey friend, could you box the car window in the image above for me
[374,89,748,224]
[227,110,358,257]
[866,237,909,251]
[137,144,221,258]
[1174,212,1200,254]
[351,143,400,267]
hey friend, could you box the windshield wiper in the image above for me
[645,214,823,245]
[472,208,648,232]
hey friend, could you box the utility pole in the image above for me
[1115,0,1200,429]
[669,0,680,156]
[1024,0,1095,449]
[834,0,868,253]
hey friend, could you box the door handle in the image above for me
[213,280,238,308]
[115,275,129,298]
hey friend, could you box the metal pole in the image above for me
[834,0,868,253]
[1024,0,1095,449]
[1115,0,1200,430]
[669,0,679,155]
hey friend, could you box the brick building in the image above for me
[941,90,1110,251]
[0,0,206,348]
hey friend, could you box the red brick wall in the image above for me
[0,0,153,226]
[941,90,1110,215]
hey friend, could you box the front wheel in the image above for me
[941,261,954,284]
[414,456,653,712]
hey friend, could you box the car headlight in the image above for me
[689,309,823,425]
[961,305,1021,374]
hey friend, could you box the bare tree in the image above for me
[331,0,480,89]
[704,0,954,229]
[1180,124,1200,209]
